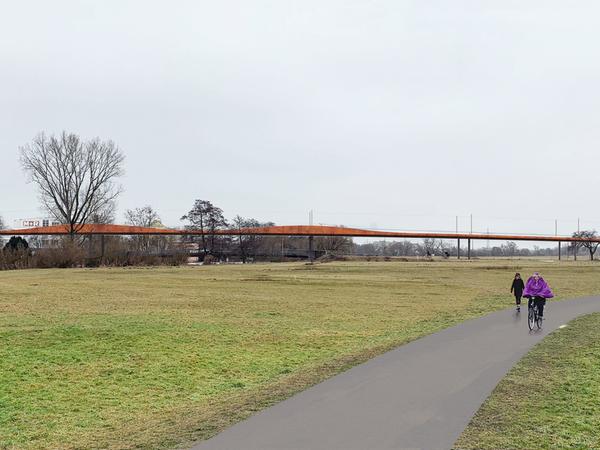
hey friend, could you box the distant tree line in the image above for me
[354,236,598,259]
[4,130,600,268]
[179,199,353,263]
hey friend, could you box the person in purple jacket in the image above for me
[523,271,554,320]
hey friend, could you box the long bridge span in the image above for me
[0,224,591,260]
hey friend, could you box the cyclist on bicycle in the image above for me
[523,272,554,320]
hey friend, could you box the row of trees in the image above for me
[178,199,353,262]
[12,131,343,263]
[354,233,600,260]
[354,239,528,258]
[7,130,600,264]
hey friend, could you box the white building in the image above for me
[13,217,62,229]
[10,218,63,248]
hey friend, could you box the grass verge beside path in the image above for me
[1,260,600,449]
[455,313,600,450]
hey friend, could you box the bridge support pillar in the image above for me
[308,235,314,262]
[467,238,471,260]
[457,239,460,259]
[101,234,105,262]
[558,241,561,260]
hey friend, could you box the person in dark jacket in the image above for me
[511,272,525,312]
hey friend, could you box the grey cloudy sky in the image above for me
[1,1,599,237]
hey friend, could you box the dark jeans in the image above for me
[514,294,522,305]
[528,296,546,317]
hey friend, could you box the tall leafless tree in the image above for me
[422,238,442,256]
[573,230,600,260]
[126,205,162,228]
[126,206,165,252]
[502,241,518,257]
[20,132,125,237]
[232,216,274,262]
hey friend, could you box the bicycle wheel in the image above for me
[536,313,543,329]
[528,306,535,331]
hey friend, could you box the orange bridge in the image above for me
[0,223,593,243]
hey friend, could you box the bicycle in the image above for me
[528,301,543,331]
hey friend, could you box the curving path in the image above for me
[191,296,600,450]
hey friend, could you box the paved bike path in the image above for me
[192,296,600,450]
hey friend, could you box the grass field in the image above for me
[2,260,600,449]
[455,312,600,449]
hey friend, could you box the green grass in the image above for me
[1,260,600,449]
[455,312,600,450]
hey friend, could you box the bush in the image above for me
[33,240,86,268]
[0,248,31,270]
[4,236,29,251]
[0,235,189,270]
[203,254,216,265]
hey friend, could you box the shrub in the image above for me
[203,254,216,265]
[33,240,86,268]
[4,236,29,251]
[0,248,31,270]
[0,235,189,270]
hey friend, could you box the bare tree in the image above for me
[232,216,273,262]
[126,206,162,228]
[502,241,518,257]
[20,132,125,237]
[315,236,353,254]
[573,230,600,260]
[126,206,165,253]
[422,238,442,256]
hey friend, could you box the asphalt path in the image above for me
[191,296,600,450]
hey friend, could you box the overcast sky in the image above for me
[1,1,599,237]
